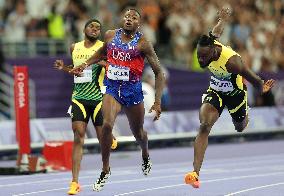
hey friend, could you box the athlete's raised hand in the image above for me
[262,79,275,93]
[217,7,231,21]
[212,7,231,38]
[54,60,64,70]
[149,102,162,121]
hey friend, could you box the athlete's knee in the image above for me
[102,121,113,134]
[133,129,146,141]
[199,122,212,135]
[74,131,84,145]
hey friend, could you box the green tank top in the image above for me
[71,40,105,101]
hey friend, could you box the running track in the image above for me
[1,140,284,196]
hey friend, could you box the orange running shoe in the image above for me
[67,181,81,195]
[111,138,118,150]
[184,171,200,188]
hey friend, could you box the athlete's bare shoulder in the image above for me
[226,55,243,74]
[70,43,76,55]
[138,33,146,43]
[137,34,150,53]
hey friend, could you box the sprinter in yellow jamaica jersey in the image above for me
[54,19,117,195]
[184,8,275,188]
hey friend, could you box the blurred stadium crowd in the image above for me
[0,0,283,73]
[0,0,283,118]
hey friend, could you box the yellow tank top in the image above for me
[71,40,105,101]
[72,40,104,67]
[208,41,244,95]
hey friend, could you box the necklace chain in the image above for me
[123,30,134,39]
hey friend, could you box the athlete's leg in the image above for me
[124,102,151,175]
[71,121,87,183]
[68,100,90,194]
[90,102,103,144]
[94,126,118,150]
[193,103,219,175]
[91,105,117,148]
[94,126,102,144]
[93,95,121,192]
[93,125,118,149]
[100,94,122,172]
[230,91,249,132]
[124,102,148,159]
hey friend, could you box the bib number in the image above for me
[74,69,92,83]
[107,64,130,81]
[209,76,234,92]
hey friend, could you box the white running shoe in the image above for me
[93,169,111,192]
[142,157,152,176]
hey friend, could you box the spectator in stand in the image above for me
[4,0,31,42]
[0,0,284,76]
[47,4,65,39]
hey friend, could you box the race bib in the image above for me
[209,76,234,92]
[107,64,130,81]
[74,69,92,83]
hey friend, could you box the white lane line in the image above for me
[3,161,284,188]
[224,182,284,196]
[12,187,69,196]
[11,174,183,196]
[5,160,284,188]
[12,171,284,196]
[0,170,134,188]
[2,152,284,182]
[2,152,284,181]
[113,171,284,196]
[0,171,70,181]
[6,154,284,194]
[114,184,185,196]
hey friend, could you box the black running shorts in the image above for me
[202,88,248,122]
[68,99,103,126]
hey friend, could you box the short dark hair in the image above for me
[126,8,141,18]
[198,34,215,47]
[84,19,102,29]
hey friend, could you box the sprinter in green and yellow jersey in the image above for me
[54,19,117,195]
[184,7,275,188]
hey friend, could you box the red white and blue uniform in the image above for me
[104,28,145,106]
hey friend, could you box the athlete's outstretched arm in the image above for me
[227,55,275,94]
[54,60,73,72]
[70,30,114,75]
[211,7,231,38]
[54,44,75,74]
[54,60,107,74]
[141,38,165,121]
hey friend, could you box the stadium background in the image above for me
[0,0,284,166]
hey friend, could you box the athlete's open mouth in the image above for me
[91,32,97,36]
